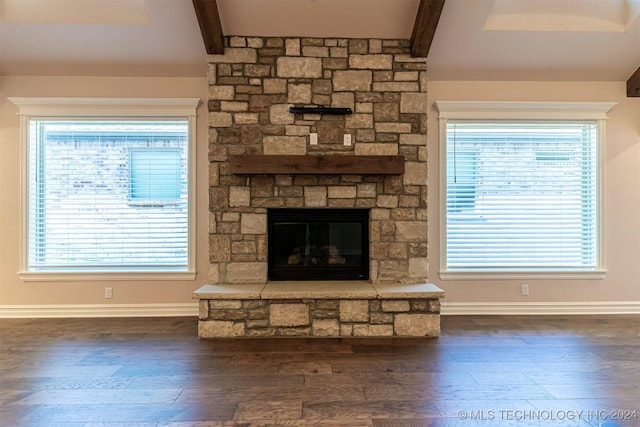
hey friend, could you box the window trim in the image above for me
[9,97,200,281]
[435,101,615,280]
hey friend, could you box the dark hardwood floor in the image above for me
[1,315,638,427]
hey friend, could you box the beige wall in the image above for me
[427,80,640,303]
[1,76,638,310]
[0,75,209,306]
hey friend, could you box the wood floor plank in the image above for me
[433,399,537,417]
[522,370,617,385]
[128,373,305,390]
[539,383,640,400]
[1,315,638,426]
[364,382,555,401]
[13,403,220,423]
[234,400,303,420]
[176,382,366,405]
[11,388,184,405]
[302,399,441,419]
[303,372,478,389]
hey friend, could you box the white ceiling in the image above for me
[0,0,638,81]
[429,0,640,81]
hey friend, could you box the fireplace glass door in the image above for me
[268,209,369,281]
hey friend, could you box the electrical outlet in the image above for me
[343,134,352,146]
[309,133,318,145]
[521,283,529,296]
[105,287,113,299]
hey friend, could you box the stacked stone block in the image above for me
[198,297,441,338]
[208,36,428,285]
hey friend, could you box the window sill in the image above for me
[19,271,196,282]
[439,270,607,281]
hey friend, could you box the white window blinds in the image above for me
[445,121,599,272]
[27,120,189,272]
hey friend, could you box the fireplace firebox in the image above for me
[267,209,369,281]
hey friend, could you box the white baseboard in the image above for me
[441,301,640,315]
[1,301,638,318]
[0,303,199,318]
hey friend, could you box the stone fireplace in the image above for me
[268,208,370,281]
[194,36,444,337]
[207,36,428,285]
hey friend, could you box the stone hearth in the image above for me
[195,282,444,338]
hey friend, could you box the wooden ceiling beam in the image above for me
[192,0,225,55]
[410,0,446,57]
[627,66,640,97]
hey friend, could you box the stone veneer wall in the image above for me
[208,36,428,285]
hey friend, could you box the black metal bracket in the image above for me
[289,106,353,115]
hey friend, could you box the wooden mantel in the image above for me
[229,155,405,175]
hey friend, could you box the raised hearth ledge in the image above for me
[194,282,445,338]
[193,282,444,300]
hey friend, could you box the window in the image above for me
[436,101,615,279]
[129,149,182,202]
[10,98,199,280]
[446,150,477,213]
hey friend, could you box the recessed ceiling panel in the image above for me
[484,0,635,32]
[0,0,151,25]
[217,0,420,39]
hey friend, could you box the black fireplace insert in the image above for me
[267,208,369,281]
